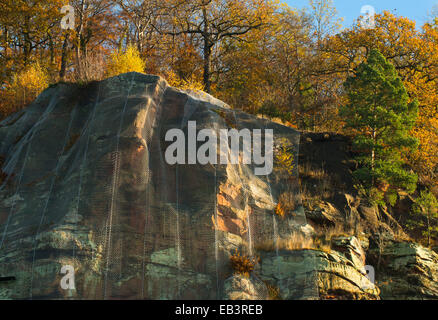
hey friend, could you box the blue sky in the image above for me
[285,0,438,28]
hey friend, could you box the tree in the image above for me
[115,0,157,53]
[216,7,313,115]
[70,0,115,80]
[308,0,342,48]
[307,0,343,131]
[340,49,419,202]
[323,12,438,179]
[154,0,273,93]
[0,0,66,66]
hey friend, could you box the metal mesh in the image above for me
[0,74,312,300]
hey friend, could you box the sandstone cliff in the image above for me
[0,73,436,300]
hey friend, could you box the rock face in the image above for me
[223,274,269,300]
[257,236,379,300]
[0,73,436,300]
[369,241,438,300]
[0,73,309,299]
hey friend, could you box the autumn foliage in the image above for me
[106,45,145,78]
[0,63,49,117]
[229,250,259,278]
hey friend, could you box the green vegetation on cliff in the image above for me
[341,49,419,206]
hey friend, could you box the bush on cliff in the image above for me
[106,45,145,78]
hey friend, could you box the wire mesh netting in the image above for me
[0,73,318,300]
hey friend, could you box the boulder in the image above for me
[223,274,269,300]
[370,241,438,300]
[258,236,379,300]
[306,202,343,227]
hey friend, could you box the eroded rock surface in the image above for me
[0,73,436,300]
[369,241,438,300]
[258,236,379,300]
[0,73,307,299]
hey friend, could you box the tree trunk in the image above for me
[202,7,212,93]
[75,0,86,79]
[23,16,31,66]
[49,36,55,66]
[3,27,9,55]
[59,34,69,80]
[427,209,431,247]
[371,124,377,186]
[203,42,212,93]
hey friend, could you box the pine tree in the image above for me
[340,49,419,203]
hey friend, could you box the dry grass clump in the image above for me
[299,162,327,180]
[300,182,334,211]
[320,223,355,239]
[264,281,282,300]
[275,193,298,218]
[299,162,347,206]
[230,250,259,278]
[254,224,368,255]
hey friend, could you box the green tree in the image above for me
[407,190,438,247]
[340,49,419,203]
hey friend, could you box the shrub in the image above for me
[106,45,145,78]
[275,201,286,218]
[274,142,295,177]
[229,250,258,278]
[258,101,293,124]
[0,63,49,118]
[354,183,386,207]
[166,70,204,92]
[264,281,281,300]
[274,193,297,218]
[73,52,107,83]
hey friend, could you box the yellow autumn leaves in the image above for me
[0,63,49,116]
[106,45,146,78]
